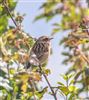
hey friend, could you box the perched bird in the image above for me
[26,36,53,69]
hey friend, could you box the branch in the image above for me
[7,64,10,79]
[3,0,18,27]
[2,1,56,99]
[2,0,35,40]
[38,65,57,100]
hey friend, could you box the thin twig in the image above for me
[38,65,57,100]
[55,88,59,95]
[3,0,18,27]
[30,80,37,100]
[7,64,10,79]
[2,0,35,40]
[51,86,65,100]
[65,80,68,100]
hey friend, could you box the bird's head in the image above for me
[38,36,53,42]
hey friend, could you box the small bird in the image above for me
[26,36,53,69]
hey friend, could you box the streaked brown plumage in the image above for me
[26,36,53,68]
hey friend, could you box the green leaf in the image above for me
[68,85,78,93]
[46,15,54,22]
[59,37,68,45]
[68,73,75,79]
[62,52,71,56]
[57,82,64,86]
[0,16,8,35]
[8,0,17,11]
[44,69,51,75]
[69,80,74,85]
[58,86,69,96]
[0,69,6,77]
[69,93,75,100]
[0,0,3,3]
[36,87,48,99]
[34,14,45,22]
[53,23,60,27]
[51,28,60,35]
[6,93,12,100]
[60,74,68,81]
[0,0,17,36]
[9,68,15,75]
[74,71,83,83]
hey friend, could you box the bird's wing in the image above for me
[29,52,40,66]
[29,41,49,65]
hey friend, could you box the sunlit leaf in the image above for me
[14,71,41,82]
[14,72,30,82]
[60,74,68,81]
[34,14,45,22]
[36,87,48,99]
[58,82,64,86]
[12,52,19,61]
[58,86,69,96]
[44,68,51,75]
[0,37,8,56]
[68,85,78,93]
[21,82,28,93]
[9,68,15,75]
[69,80,74,85]
[51,28,60,35]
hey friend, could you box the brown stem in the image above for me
[2,0,36,41]
[3,0,18,27]
[7,64,10,79]
[2,1,57,99]
[30,80,37,100]
[38,65,57,100]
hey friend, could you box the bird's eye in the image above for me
[43,38,48,41]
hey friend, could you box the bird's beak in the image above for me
[49,37,53,40]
